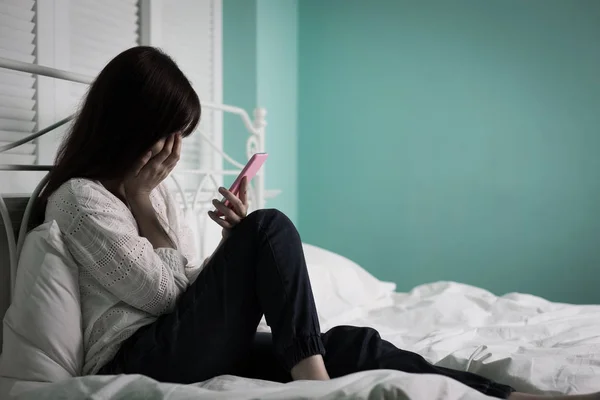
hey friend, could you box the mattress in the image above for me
[2,281,599,399]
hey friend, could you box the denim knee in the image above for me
[244,209,295,232]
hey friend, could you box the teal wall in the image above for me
[223,0,256,181]
[297,0,600,304]
[223,0,298,222]
[257,0,298,223]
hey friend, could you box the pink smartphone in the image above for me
[216,152,268,215]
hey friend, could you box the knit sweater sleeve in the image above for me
[47,180,188,316]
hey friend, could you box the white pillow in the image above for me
[302,244,396,323]
[258,243,396,332]
[0,221,83,382]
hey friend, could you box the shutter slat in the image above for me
[71,32,137,50]
[0,2,34,21]
[0,0,36,168]
[71,34,137,57]
[68,64,100,79]
[0,106,35,120]
[85,0,138,14]
[161,0,217,170]
[67,0,139,106]
[70,55,109,75]
[0,129,34,142]
[0,141,35,154]
[0,71,34,88]
[72,35,133,59]
[0,48,34,63]
[0,94,34,110]
[0,36,34,54]
[0,26,34,47]
[0,13,33,33]
[0,117,35,132]
[0,0,35,11]
[0,83,34,99]
[72,15,138,40]
[74,0,138,27]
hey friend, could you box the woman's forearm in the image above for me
[130,195,176,249]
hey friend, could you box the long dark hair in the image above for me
[36,46,200,221]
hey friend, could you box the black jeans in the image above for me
[98,209,515,399]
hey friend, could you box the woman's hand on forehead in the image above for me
[150,136,171,156]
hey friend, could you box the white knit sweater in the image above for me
[46,178,202,375]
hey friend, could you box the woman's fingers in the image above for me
[239,177,248,207]
[151,134,175,165]
[212,199,241,223]
[208,210,233,229]
[134,151,153,176]
[164,134,182,169]
[218,187,245,217]
[149,138,165,157]
[209,183,249,231]
[124,134,181,199]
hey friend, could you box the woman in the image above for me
[38,47,598,400]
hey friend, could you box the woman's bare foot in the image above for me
[509,391,600,400]
[290,355,330,381]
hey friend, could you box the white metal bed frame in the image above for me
[0,56,274,301]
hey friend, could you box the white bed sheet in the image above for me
[3,370,493,400]
[2,281,599,399]
[316,282,600,396]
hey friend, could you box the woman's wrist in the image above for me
[128,193,152,211]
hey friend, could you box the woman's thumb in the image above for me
[133,151,153,176]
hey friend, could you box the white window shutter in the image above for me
[139,0,224,260]
[160,0,220,172]
[66,0,139,112]
[32,0,139,166]
[0,0,37,165]
[140,0,223,176]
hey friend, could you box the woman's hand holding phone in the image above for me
[208,177,248,238]
[207,153,267,238]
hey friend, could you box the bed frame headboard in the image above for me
[0,196,27,350]
[0,56,278,350]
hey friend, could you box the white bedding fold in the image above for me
[315,282,600,395]
[9,370,493,400]
[3,281,599,399]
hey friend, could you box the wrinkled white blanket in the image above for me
[6,370,493,400]
[315,282,600,396]
[3,281,600,399]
